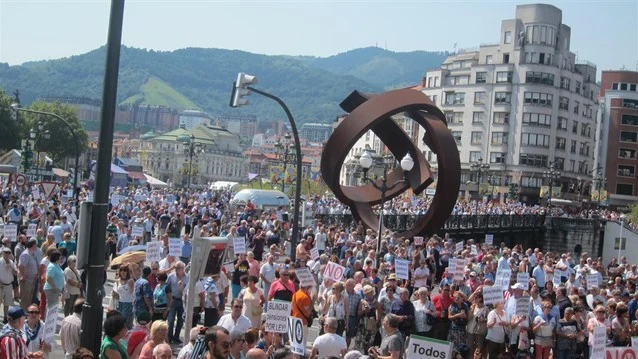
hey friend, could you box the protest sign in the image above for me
[633,337,638,348]
[168,238,183,257]
[516,296,531,317]
[553,270,562,286]
[295,267,315,288]
[134,194,147,202]
[592,326,606,359]
[288,317,305,355]
[406,335,451,359]
[517,272,530,290]
[453,259,465,281]
[414,236,424,246]
[233,237,246,255]
[310,247,319,261]
[455,241,464,253]
[483,286,504,306]
[471,245,478,255]
[395,259,411,280]
[587,274,599,289]
[26,223,37,238]
[42,305,59,344]
[146,241,162,263]
[485,234,494,246]
[324,261,346,282]
[110,194,124,206]
[131,226,144,238]
[494,268,512,289]
[265,300,292,333]
[224,262,235,273]
[605,348,638,359]
[4,224,17,242]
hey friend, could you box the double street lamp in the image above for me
[274,133,297,193]
[359,150,414,268]
[592,171,607,206]
[176,134,204,188]
[470,156,490,196]
[33,122,51,180]
[543,163,561,208]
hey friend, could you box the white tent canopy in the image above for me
[210,181,240,191]
[144,173,168,188]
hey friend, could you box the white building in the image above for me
[421,3,599,203]
[179,109,212,130]
[300,123,333,142]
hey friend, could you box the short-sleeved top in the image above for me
[312,333,347,359]
[232,259,249,285]
[44,262,64,290]
[58,240,77,256]
[166,273,189,299]
[134,277,153,314]
[100,336,129,359]
[380,331,404,358]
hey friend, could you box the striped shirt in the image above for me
[59,313,82,358]
[0,326,28,359]
[18,251,37,282]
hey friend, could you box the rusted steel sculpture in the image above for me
[320,88,461,237]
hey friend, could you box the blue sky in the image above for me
[0,0,636,75]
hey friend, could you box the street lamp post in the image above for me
[11,105,81,204]
[33,122,51,181]
[359,150,414,268]
[176,134,204,188]
[593,171,607,207]
[274,133,296,193]
[543,163,561,209]
[470,156,490,197]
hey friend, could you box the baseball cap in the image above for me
[7,306,27,321]
[2,247,11,253]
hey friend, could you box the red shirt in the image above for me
[431,293,454,318]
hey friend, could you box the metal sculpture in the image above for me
[320,88,461,237]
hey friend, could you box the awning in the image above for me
[110,164,128,174]
[144,173,168,188]
[52,168,70,177]
[127,171,147,181]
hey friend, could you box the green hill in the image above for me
[122,76,199,110]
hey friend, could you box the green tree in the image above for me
[21,101,89,165]
[0,89,25,153]
[631,204,638,225]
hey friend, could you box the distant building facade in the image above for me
[179,109,212,130]
[215,114,258,138]
[299,123,333,142]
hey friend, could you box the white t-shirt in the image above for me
[217,314,252,333]
[414,266,430,288]
[486,310,510,343]
[315,233,327,251]
[260,262,278,284]
[312,333,347,359]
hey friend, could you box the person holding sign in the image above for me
[292,283,314,344]
[23,304,50,358]
[532,301,556,359]
[232,254,249,300]
[486,301,510,359]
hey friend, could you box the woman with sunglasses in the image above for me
[267,268,295,302]
[587,305,610,357]
[112,264,135,328]
[24,304,51,359]
[63,255,82,317]
[467,290,488,358]
[229,329,247,359]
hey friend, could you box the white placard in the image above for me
[516,296,531,318]
[288,316,305,355]
[485,234,494,246]
[32,189,40,200]
[455,241,464,253]
[110,194,124,206]
[495,268,512,289]
[323,261,346,282]
[131,226,144,238]
[295,267,315,288]
[553,270,562,286]
[406,334,452,359]
[605,348,638,359]
[587,274,599,289]
[146,241,162,263]
[483,286,504,306]
[87,192,94,202]
[168,237,183,257]
[470,245,478,255]
[414,236,424,246]
[4,224,17,242]
[26,223,37,238]
[591,326,606,359]
[42,304,59,344]
[395,259,411,280]
[134,194,147,202]
[265,300,292,333]
[517,272,530,290]
[632,336,638,348]
[224,262,235,273]
[310,247,319,261]
[453,258,465,281]
[233,237,246,255]
[66,189,73,198]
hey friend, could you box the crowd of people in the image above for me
[0,183,636,359]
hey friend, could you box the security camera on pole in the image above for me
[230,72,303,262]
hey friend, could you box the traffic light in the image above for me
[301,201,314,228]
[508,183,519,201]
[22,148,33,172]
[230,72,258,108]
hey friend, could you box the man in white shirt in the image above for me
[0,247,17,321]
[310,317,347,359]
[217,298,252,333]
[315,226,327,255]
[413,259,430,288]
[260,255,278,305]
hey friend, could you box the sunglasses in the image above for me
[233,305,243,309]
[220,341,231,349]
[28,311,40,314]
[152,268,159,271]
[281,273,289,277]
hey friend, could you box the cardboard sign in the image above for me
[4,224,17,242]
[295,267,315,288]
[265,300,292,333]
[110,194,124,206]
[587,274,599,289]
[395,259,411,280]
[131,226,144,238]
[495,268,512,289]
[406,334,452,359]
[483,286,504,306]
[553,270,562,286]
[470,245,478,255]
[323,261,346,282]
[455,241,464,253]
[517,272,530,290]
[134,194,147,202]
[485,234,494,246]
[146,241,162,263]
[42,304,59,344]
[288,316,305,355]
[168,238,183,257]
[632,337,638,348]
[414,236,424,246]
[516,296,531,318]
[87,192,94,202]
[310,247,319,261]
[592,326,606,359]
[233,237,246,255]
[453,259,466,281]
[26,223,37,238]
[605,348,638,359]
[224,262,235,273]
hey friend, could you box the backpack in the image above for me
[154,283,169,307]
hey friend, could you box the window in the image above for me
[524,92,553,107]
[491,132,508,145]
[616,184,633,195]
[490,152,507,163]
[504,31,512,44]
[452,131,462,145]
[522,176,543,188]
[620,131,638,143]
[445,112,464,125]
[621,114,638,126]
[623,99,638,109]
[579,143,590,156]
[522,113,551,127]
[469,151,482,163]
[570,140,577,153]
[471,132,483,145]
[472,112,484,124]
[494,92,512,105]
[503,53,510,64]
[573,101,580,114]
[474,92,486,104]
[475,72,487,84]
[493,112,510,124]
[619,148,637,159]
[632,84,637,91]
[559,97,569,111]
[557,117,568,130]
[431,95,437,105]
[496,72,513,83]
[575,81,582,94]
[621,83,628,91]
[554,157,565,170]
[521,133,550,147]
[618,165,635,177]
[580,124,591,138]
[445,92,465,105]
[525,72,554,85]
[519,154,549,168]
[555,137,566,150]
[434,76,439,87]
[560,77,571,90]
[485,55,493,64]
[448,75,470,86]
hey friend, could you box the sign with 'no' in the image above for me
[323,261,346,282]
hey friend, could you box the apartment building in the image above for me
[421,4,599,202]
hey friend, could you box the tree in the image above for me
[0,89,25,153]
[20,101,89,166]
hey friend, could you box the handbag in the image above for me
[426,313,436,326]
[365,317,378,331]
[252,306,263,317]
[518,330,530,350]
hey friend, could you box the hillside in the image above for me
[122,76,200,110]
